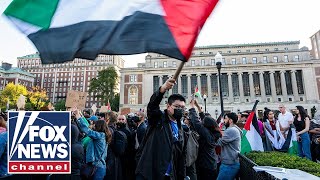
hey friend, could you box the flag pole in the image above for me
[172,61,186,80]
[251,100,259,112]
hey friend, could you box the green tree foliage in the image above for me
[54,100,66,111]
[89,66,119,110]
[110,93,120,112]
[27,86,49,110]
[0,83,28,110]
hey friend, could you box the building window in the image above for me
[284,55,289,62]
[172,61,177,67]
[256,49,259,52]
[284,47,288,50]
[201,59,205,66]
[263,72,272,95]
[237,50,241,53]
[265,49,269,51]
[191,60,195,67]
[263,56,268,63]
[221,73,229,96]
[129,75,137,82]
[253,72,261,95]
[246,50,251,52]
[285,71,293,95]
[242,57,247,64]
[190,75,197,93]
[211,59,215,65]
[181,75,188,98]
[154,62,158,68]
[200,74,207,94]
[211,74,218,97]
[232,58,236,65]
[242,73,250,96]
[296,70,304,94]
[227,51,231,53]
[163,61,167,68]
[209,52,213,55]
[252,57,257,64]
[221,58,226,65]
[129,86,138,104]
[273,56,278,62]
[274,48,279,51]
[294,55,300,61]
[232,73,239,96]
[274,71,282,95]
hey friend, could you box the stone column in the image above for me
[178,75,182,94]
[238,72,244,102]
[291,70,299,101]
[249,72,255,101]
[159,75,163,87]
[280,70,288,101]
[187,74,191,98]
[259,71,266,102]
[228,72,233,102]
[207,74,212,103]
[197,74,201,92]
[269,71,277,102]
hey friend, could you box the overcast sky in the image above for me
[1,0,320,68]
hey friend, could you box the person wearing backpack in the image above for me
[182,111,198,180]
[189,99,221,180]
[136,78,187,180]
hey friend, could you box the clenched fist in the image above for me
[160,78,176,93]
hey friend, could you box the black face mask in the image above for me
[116,122,126,129]
[173,108,184,121]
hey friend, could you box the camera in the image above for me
[127,113,141,123]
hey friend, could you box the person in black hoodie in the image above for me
[49,124,84,180]
[70,124,84,178]
[136,78,187,180]
[189,99,221,180]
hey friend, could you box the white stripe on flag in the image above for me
[50,0,166,28]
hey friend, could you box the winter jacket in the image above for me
[136,89,187,180]
[77,117,107,168]
[71,124,84,175]
[189,108,218,170]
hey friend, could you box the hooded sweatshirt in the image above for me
[217,124,242,165]
[71,124,84,175]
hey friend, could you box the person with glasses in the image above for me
[278,104,294,139]
[136,78,188,180]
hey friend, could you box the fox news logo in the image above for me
[8,111,71,174]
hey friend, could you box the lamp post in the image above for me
[215,52,224,116]
[215,109,218,119]
[203,94,207,113]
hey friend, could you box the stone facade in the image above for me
[120,41,320,116]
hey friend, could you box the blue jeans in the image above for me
[297,132,312,160]
[93,167,106,180]
[217,162,240,180]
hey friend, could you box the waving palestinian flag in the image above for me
[241,100,264,154]
[4,0,219,64]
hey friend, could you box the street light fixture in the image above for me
[203,94,207,113]
[215,52,224,117]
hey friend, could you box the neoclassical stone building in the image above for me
[120,41,320,116]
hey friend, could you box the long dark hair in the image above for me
[295,105,308,121]
[95,120,112,144]
[263,107,272,122]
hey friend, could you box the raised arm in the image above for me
[75,110,104,140]
[147,78,176,126]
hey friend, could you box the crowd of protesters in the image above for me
[0,77,319,180]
